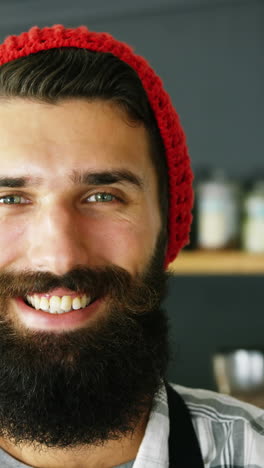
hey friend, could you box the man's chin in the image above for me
[0,304,169,448]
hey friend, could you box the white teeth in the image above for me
[49,296,61,314]
[61,295,72,312]
[81,295,87,308]
[26,294,91,314]
[39,297,49,312]
[34,295,40,310]
[72,297,81,310]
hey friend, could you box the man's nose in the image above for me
[27,203,89,275]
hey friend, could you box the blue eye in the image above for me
[87,192,117,203]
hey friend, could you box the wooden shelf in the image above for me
[168,250,264,275]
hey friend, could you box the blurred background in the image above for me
[0,0,263,400]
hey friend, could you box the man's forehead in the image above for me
[0,99,152,158]
[0,98,145,138]
[0,99,157,193]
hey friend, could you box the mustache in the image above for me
[0,265,164,313]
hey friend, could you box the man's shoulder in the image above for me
[169,382,264,428]
[168,382,264,466]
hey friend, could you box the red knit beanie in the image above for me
[0,24,194,269]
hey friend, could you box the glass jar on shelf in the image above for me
[242,181,264,253]
[196,169,241,250]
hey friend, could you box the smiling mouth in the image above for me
[23,293,94,315]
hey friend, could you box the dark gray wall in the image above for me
[164,275,264,390]
[0,0,263,390]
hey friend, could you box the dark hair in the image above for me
[0,47,168,236]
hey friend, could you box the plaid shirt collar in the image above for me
[133,382,169,468]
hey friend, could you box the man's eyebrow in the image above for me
[0,177,42,188]
[0,170,145,190]
[70,170,144,190]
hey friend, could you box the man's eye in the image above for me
[0,195,28,205]
[86,192,118,203]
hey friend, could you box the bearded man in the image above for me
[0,24,262,468]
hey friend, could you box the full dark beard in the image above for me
[0,232,170,449]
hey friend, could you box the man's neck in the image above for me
[0,409,150,468]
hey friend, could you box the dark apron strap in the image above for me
[165,381,204,468]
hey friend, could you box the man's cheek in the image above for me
[0,222,26,267]
[94,222,154,274]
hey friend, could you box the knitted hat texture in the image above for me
[0,24,194,268]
